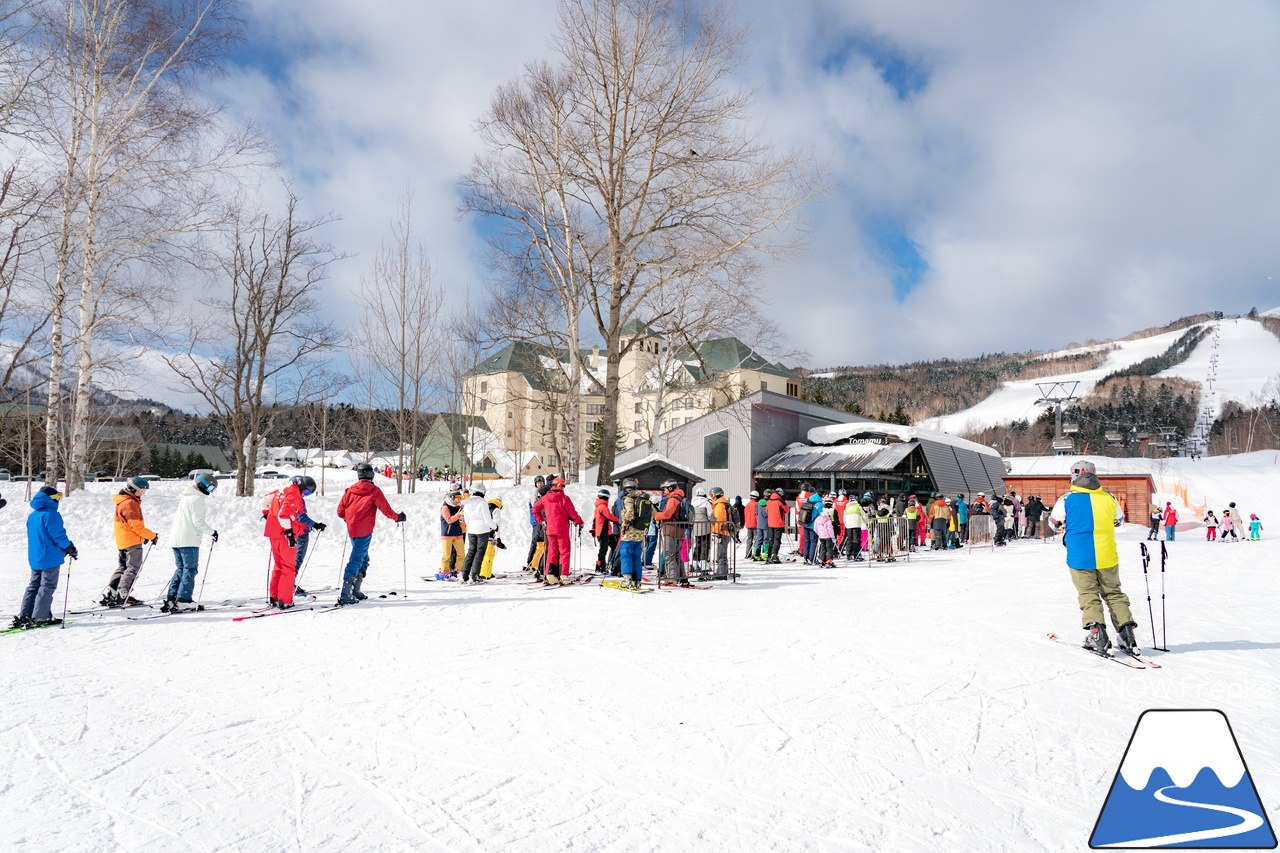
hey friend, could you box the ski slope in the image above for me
[1,459,1278,851]
[923,317,1280,434]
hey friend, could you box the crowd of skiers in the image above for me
[7,463,1265,630]
[1143,500,1263,543]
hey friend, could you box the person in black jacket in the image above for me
[1024,495,1047,538]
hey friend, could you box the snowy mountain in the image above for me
[921,314,1280,434]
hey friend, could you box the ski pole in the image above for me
[195,539,216,612]
[61,554,75,629]
[337,536,348,590]
[295,529,319,593]
[264,548,273,599]
[1158,540,1169,651]
[1139,543,1156,649]
[400,522,407,595]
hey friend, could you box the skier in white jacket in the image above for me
[460,487,497,584]
[162,474,219,611]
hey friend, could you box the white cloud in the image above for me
[217,0,1280,367]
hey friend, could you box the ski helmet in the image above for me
[709,486,724,497]
[748,490,759,499]
[534,474,545,485]
[695,487,707,497]
[292,475,317,495]
[661,479,679,492]
[621,477,639,493]
[195,474,217,495]
[471,486,485,497]
[354,462,375,481]
[127,476,150,493]
[489,497,503,509]
[39,485,62,501]
[597,489,610,498]
[1070,459,1096,475]
[773,488,785,496]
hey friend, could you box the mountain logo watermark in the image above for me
[1091,709,1276,848]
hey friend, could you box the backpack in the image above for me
[673,497,693,524]
[628,498,653,531]
[798,501,814,526]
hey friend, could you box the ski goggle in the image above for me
[302,489,314,496]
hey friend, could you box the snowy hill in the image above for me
[1,459,1278,850]
[922,316,1280,434]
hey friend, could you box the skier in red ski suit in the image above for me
[532,478,583,584]
[263,477,318,607]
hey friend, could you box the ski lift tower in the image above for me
[1035,381,1081,454]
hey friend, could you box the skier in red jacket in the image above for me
[533,478,584,585]
[592,489,621,574]
[335,462,405,605]
[263,476,318,608]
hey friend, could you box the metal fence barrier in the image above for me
[968,515,995,550]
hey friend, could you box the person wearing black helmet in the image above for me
[523,474,548,575]
[262,475,319,608]
[335,462,403,603]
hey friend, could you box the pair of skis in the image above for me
[1045,633,1163,669]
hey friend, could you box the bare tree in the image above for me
[164,194,344,496]
[354,189,446,493]
[20,0,261,491]
[462,0,825,485]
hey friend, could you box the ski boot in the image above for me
[294,584,307,596]
[338,578,357,606]
[34,618,62,627]
[161,596,177,613]
[1115,621,1140,655]
[352,571,368,600]
[1083,622,1111,654]
[10,615,34,629]
[99,590,121,607]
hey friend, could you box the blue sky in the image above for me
[210,0,1280,368]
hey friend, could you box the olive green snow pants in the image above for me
[1069,567,1134,629]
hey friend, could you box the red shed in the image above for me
[1002,473,1156,522]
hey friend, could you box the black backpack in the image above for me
[628,498,653,531]
[798,501,814,526]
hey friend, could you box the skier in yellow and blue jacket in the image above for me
[1048,460,1138,655]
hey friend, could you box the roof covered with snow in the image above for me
[808,422,1001,458]
[610,452,702,482]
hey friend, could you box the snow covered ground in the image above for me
[922,317,1280,434]
[2,465,1278,852]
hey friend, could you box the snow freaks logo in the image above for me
[1090,710,1276,848]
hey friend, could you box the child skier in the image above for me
[1147,505,1162,541]
[439,490,465,578]
[162,474,219,612]
[1249,514,1263,540]
[336,462,405,603]
[1203,510,1219,541]
[1219,509,1238,542]
[103,477,158,606]
[841,497,865,561]
[1048,460,1139,655]
[12,486,77,629]
[592,489,621,574]
[813,495,836,567]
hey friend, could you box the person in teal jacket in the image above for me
[1048,461,1138,655]
[13,486,78,629]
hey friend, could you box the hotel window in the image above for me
[586,403,604,415]
[634,421,642,431]
[480,381,488,393]
[479,400,488,411]
[760,381,768,391]
[634,402,643,414]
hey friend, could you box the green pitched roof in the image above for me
[464,341,552,391]
[678,338,799,380]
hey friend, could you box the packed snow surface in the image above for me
[1,461,1278,852]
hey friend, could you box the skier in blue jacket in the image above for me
[12,486,78,629]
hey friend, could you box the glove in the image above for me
[285,530,297,548]
[64,543,78,559]
[149,535,159,546]
[494,537,506,549]
[211,530,219,543]
[312,522,327,532]
[0,497,7,509]
[396,511,407,523]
